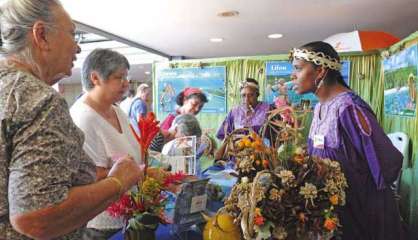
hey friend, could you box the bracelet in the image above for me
[107,176,124,197]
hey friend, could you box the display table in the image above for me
[110,167,237,240]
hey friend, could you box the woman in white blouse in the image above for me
[70,48,142,239]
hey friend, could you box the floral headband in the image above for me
[239,81,259,90]
[289,48,342,71]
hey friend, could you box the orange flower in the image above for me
[324,218,337,231]
[244,139,252,148]
[253,140,264,151]
[255,207,262,215]
[329,195,339,205]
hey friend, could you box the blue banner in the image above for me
[156,66,226,113]
[383,44,418,117]
[265,61,350,109]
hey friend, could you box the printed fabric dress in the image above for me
[216,102,271,140]
[308,91,405,239]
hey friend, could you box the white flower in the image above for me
[277,170,295,186]
[241,177,249,184]
[299,182,318,200]
[277,144,285,154]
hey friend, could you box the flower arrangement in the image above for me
[107,171,187,232]
[220,108,348,240]
[108,112,188,238]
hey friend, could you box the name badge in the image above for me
[313,134,325,149]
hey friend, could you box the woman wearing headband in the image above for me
[291,41,404,239]
[216,78,270,140]
[214,78,271,162]
[149,88,208,153]
[160,87,208,131]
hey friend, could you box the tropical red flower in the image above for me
[254,215,265,226]
[163,171,188,187]
[130,111,160,172]
[107,193,134,218]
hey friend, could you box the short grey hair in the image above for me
[172,114,202,137]
[0,0,61,61]
[81,48,130,91]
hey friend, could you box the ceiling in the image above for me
[59,39,158,84]
[61,0,418,59]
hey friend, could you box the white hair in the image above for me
[170,114,202,137]
[0,0,62,62]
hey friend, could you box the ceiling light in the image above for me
[217,10,239,17]
[210,38,224,43]
[144,71,151,75]
[268,33,284,39]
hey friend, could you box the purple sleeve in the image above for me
[216,111,235,140]
[339,105,402,190]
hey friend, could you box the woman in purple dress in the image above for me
[215,78,271,161]
[290,41,405,239]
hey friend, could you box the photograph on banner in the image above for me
[383,44,418,117]
[156,66,226,113]
[265,61,350,109]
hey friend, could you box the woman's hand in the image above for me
[107,155,144,192]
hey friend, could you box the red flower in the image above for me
[130,112,160,151]
[163,171,188,187]
[254,215,265,226]
[130,111,160,172]
[107,193,134,218]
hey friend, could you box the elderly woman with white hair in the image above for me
[0,1,142,239]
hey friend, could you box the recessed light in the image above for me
[210,38,224,43]
[217,11,239,17]
[268,33,283,39]
[144,71,151,75]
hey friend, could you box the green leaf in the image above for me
[254,221,275,240]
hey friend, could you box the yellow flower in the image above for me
[141,177,161,196]
[244,138,252,148]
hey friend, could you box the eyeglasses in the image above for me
[49,25,82,44]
